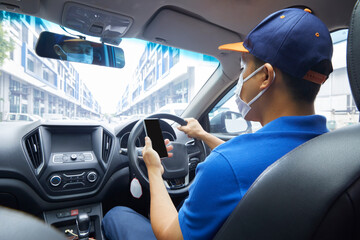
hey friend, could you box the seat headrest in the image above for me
[347,0,360,110]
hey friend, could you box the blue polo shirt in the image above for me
[178,115,328,240]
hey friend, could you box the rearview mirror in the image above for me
[210,111,252,134]
[35,31,125,68]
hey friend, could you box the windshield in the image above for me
[0,11,219,124]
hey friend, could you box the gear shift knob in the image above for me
[76,213,90,240]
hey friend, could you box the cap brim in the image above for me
[218,42,249,53]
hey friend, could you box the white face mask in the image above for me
[235,64,275,118]
[67,52,93,64]
[58,45,93,64]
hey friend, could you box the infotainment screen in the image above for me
[51,133,92,152]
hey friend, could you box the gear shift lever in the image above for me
[76,213,90,240]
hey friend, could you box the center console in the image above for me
[44,203,104,240]
[35,126,113,239]
[37,126,107,196]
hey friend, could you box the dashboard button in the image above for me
[84,153,93,161]
[70,209,79,216]
[83,207,92,213]
[50,175,62,187]
[87,172,97,183]
[56,212,65,218]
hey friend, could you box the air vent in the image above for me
[102,131,113,163]
[24,130,43,171]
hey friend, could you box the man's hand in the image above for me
[177,118,225,150]
[177,118,206,139]
[142,137,173,175]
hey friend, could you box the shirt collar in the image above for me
[256,115,328,134]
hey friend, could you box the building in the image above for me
[116,42,218,116]
[0,13,101,121]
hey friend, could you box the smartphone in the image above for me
[143,119,168,158]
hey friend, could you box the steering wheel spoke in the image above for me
[164,173,190,190]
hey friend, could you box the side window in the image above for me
[208,86,262,136]
[18,115,28,121]
[315,29,358,130]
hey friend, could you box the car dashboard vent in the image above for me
[24,129,43,171]
[102,131,113,163]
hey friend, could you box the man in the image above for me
[102,8,333,240]
[54,38,94,64]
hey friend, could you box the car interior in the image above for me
[0,0,359,239]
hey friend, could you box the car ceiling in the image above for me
[1,0,357,80]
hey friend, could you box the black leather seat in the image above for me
[0,206,66,240]
[214,1,360,239]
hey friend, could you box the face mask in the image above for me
[58,45,93,64]
[235,64,275,118]
[67,53,93,64]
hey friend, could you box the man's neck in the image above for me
[259,101,315,126]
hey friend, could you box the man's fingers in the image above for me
[178,118,190,131]
[166,144,173,152]
[168,152,173,158]
[144,136,152,148]
[178,125,189,133]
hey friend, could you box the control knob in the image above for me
[87,171,97,183]
[50,175,62,187]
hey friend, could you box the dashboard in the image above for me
[0,119,178,216]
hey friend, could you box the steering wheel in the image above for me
[128,113,206,196]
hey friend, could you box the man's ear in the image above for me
[53,44,66,59]
[259,63,275,90]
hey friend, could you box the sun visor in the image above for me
[0,0,40,14]
[143,9,242,81]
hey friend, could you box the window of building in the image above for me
[173,48,180,66]
[27,58,34,72]
[21,23,28,44]
[33,100,40,115]
[9,95,20,113]
[25,15,31,24]
[21,85,28,99]
[10,21,20,38]
[10,79,20,92]
[10,50,14,60]
[43,71,49,81]
[162,46,169,74]
[21,104,28,113]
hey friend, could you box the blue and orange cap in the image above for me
[219,8,333,84]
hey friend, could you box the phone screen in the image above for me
[143,119,168,158]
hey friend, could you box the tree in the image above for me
[0,24,14,66]
[0,10,17,66]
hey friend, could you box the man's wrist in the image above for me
[147,167,163,177]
